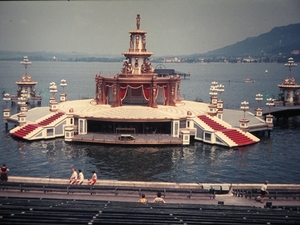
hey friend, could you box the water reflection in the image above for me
[82,145,180,181]
[1,124,299,184]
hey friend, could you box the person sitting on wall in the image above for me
[88,171,97,185]
[69,168,77,185]
[76,169,84,185]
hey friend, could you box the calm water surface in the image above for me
[0,61,299,184]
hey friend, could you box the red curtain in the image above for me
[119,84,127,106]
[127,83,142,88]
[120,84,128,100]
[164,86,168,105]
[142,84,150,106]
[142,84,150,100]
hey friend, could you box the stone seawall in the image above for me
[7,176,300,191]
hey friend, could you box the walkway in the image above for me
[73,133,182,145]
[2,176,300,207]
[1,177,300,224]
[249,105,300,118]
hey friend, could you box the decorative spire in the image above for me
[285,57,297,72]
[20,56,31,76]
[136,14,140,30]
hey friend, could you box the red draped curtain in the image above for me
[120,84,145,105]
[142,84,150,100]
[119,84,128,106]
[120,84,128,100]
[142,84,150,106]
[128,83,142,89]
[104,83,169,106]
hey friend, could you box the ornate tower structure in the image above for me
[122,14,154,75]
[10,56,42,105]
[278,57,300,105]
[95,14,181,108]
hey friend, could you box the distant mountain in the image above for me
[202,23,300,57]
[1,23,299,62]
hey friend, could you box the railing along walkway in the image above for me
[233,188,300,200]
[72,133,182,145]
[0,182,215,199]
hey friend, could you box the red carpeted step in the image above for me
[222,129,255,145]
[13,124,40,138]
[38,113,64,126]
[12,113,64,139]
[198,115,256,146]
[198,115,226,131]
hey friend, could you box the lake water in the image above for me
[1,61,300,184]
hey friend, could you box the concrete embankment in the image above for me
[7,176,300,191]
[2,176,300,206]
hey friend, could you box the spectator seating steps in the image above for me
[1,197,300,225]
[233,188,300,200]
[0,182,217,199]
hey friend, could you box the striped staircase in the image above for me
[12,124,41,138]
[38,112,64,126]
[219,129,256,146]
[11,112,65,139]
[198,115,257,146]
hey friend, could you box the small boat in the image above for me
[265,70,268,74]
[244,78,254,83]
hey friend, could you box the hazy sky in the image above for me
[1,0,300,56]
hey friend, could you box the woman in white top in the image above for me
[69,168,77,184]
[76,169,84,185]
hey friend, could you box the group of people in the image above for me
[138,192,166,204]
[69,168,97,185]
[139,181,270,204]
[2,164,269,205]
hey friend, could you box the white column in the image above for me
[64,127,74,141]
[78,118,87,134]
[171,120,179,137]
[18,113,27,126]
[3,108,10,119]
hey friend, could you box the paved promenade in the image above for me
[1,176,299,208]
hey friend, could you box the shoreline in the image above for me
[7,176,300,190]
[1,176,300,207]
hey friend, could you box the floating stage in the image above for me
[3,15,273,148]
[6,99,270,148]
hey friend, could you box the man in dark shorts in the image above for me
[256,181,269,203]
